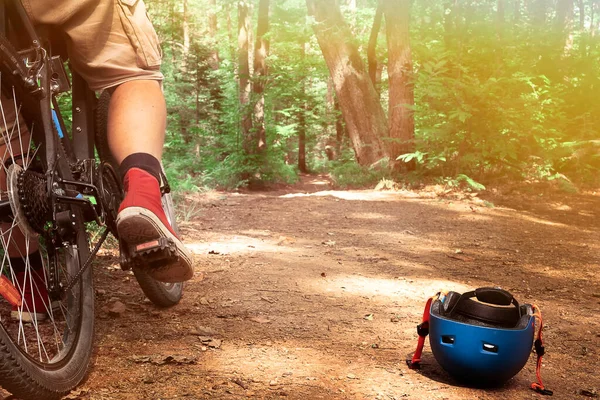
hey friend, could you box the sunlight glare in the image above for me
[309,274,472,301]
[186,234,297,255]
[280,190,417,201]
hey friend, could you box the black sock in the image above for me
[119,153,162,183]
[9,251,44,273]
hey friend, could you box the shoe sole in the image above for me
[116,207,194,283]
[10,310,47,322]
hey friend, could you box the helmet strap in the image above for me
[530,305,553,396]
[406,294,439,369]
[408,293,554,396]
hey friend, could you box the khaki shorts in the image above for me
[21,0,164,91]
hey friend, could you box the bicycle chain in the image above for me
[63,227,109,292]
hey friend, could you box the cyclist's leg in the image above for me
[22,0,193,282]
[107,80,165,163]
[109,81,194,283]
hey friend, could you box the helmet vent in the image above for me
[441,335,455,345]
[482,343,499,353]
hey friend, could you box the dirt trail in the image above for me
[24,176,600,400]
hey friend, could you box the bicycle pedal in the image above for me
[129,237,179,268]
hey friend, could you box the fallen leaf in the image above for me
[199,337,222,349]
[159,355,197,365]
[232,378,248,390]
[364,314,374,321]
[129,355,197,365]
[199,297,210,305]
[190,325,219,336]
[580,390,599,398]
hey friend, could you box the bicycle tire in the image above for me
[0,220,94,400]
[0,37,95,399]
[95,91,183,307]
[132,193,183,307]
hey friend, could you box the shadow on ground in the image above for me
[80,182,600,400]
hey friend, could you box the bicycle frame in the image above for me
[0,0,110,217]
[2,0,97,167]
[0,0,121,294]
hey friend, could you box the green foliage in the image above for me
[328,150,393,188]
[455,174,486,192]
[144,0,600,191]
[409,1,600,186]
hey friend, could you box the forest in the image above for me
[22,2,598,397]
[146,0,600,192]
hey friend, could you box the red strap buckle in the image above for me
[531,383,553,396]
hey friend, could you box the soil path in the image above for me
[49,176,600,399]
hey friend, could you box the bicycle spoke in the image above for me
[0,31,96,399]
[0,77,74,365]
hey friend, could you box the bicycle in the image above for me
[0,1,184,398]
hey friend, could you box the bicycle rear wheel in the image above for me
[0,59,94,398]
[132,192,183,307]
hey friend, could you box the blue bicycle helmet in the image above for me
[428,287,535,385]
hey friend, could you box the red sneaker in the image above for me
[11,269,50,322]
[116,168,194,282]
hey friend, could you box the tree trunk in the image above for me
[208,0,219,69]
[227,3,236,64]
[306,0,387,166]
[298,41,309,172]
[383,0,415,167]
[514,0,521,22]
[498,0,506,26]
[180,0,191,144]
[207,0,223,115]
[367,1,383,90]
[556,0,574,30]
[578,0,587,56]
[348,0,358,32]
[298,108,307,172]
[497,0,506,39]
[253,0,270,153]
[592,1,597,36]
[529,0,548,24]
[183,0,190,53]
[556,0,574,54]
[327,78,344,156]
[170,0,177,69]
[238,1,253,153]
[334,96,345,152]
